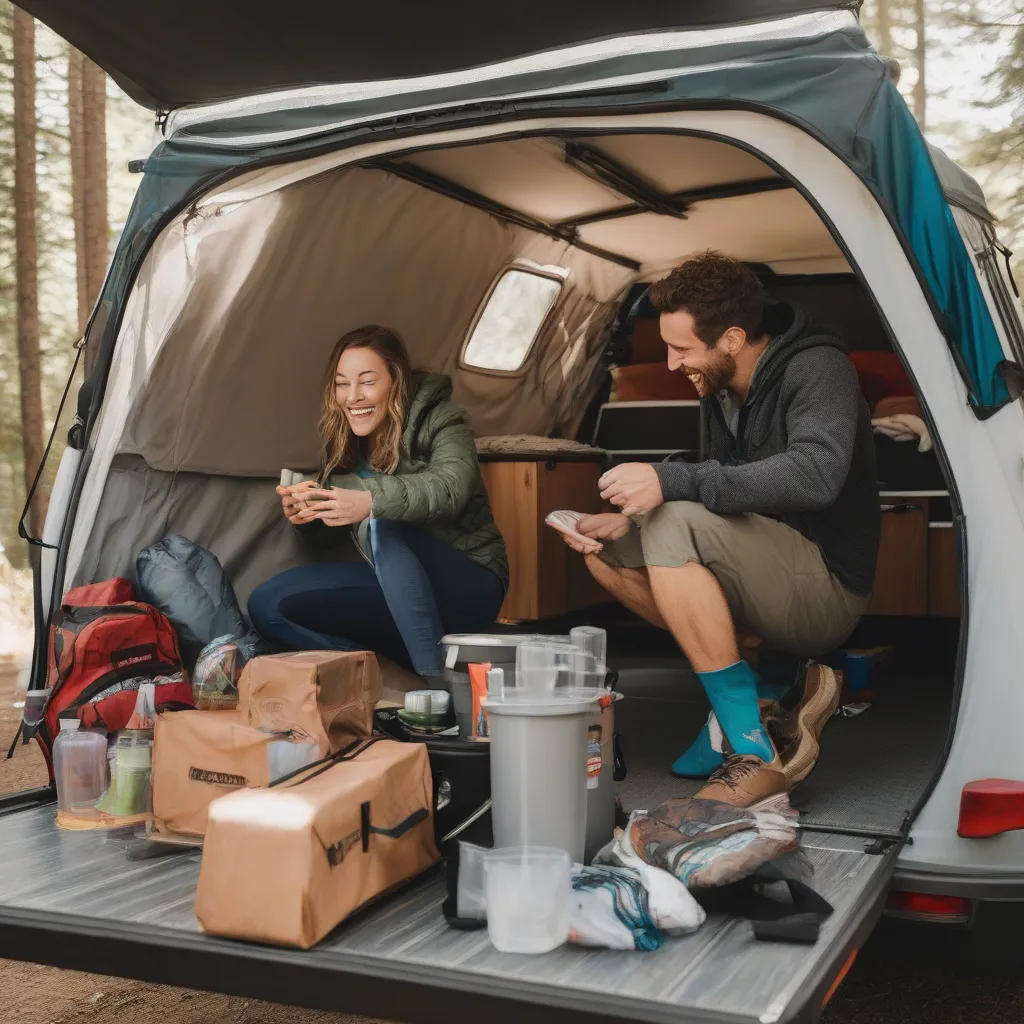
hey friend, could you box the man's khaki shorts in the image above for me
[598,501,869,657]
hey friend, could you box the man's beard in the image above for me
[683,350,736,397]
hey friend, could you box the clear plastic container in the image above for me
[267,739,320,782]
[22,688,48,729]
[484,847,572,953]
[193,635,243,711]
[53,718,108,818]
[515,642,559,696]
[456,841,489,921]
[570,626,607,678]
[95,730,153,818]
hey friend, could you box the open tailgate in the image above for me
[0,794,894,1024]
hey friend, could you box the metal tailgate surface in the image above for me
[0,803,894,1024]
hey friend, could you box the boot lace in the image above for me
[707,754,763,789]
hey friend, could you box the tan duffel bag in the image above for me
[195,737,438,948]
[149,709,273,844]
[238,650,382,756]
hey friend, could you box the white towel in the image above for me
[871,413,932,453]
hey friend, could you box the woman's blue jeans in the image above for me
[248,520,505,676]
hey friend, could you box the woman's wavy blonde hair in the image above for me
[318,325,411,481]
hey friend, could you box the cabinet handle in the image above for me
[880,502,922,514]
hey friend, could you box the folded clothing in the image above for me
[872,413,932,452]
[599,794,807,890]
[570,864,663,951]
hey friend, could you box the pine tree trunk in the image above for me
[68,46,89,338]
[913,0,926,129]
[82,57,108,375]
[876,0,894,57]
[13,8,45,555]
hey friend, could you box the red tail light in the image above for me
[886,891,972,924]
[958,779,1024,838]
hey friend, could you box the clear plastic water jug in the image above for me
[53,717,108,818]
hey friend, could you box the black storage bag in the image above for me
[374,709,492,848]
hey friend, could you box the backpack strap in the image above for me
[748,879,835,944]
[695,877,834,944]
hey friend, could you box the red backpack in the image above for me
[38,577,192,774]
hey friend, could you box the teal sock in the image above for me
[670,714,726,779]
[697,660,775,763]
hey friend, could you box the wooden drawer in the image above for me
[868,498,928,616]
[928,523,960,617]
[480,459,607,622]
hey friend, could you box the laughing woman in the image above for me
[248,325,508,679]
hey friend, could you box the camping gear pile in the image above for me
[28,533,829,954]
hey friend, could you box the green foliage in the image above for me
[960,3,1024,279]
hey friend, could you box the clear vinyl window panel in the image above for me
[463,269,564,372]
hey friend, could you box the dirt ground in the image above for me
[2,659,1023,1023]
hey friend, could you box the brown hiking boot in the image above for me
[763,663,841,786]
[695,752,788,808]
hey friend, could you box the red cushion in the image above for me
[613,362,700,402]
[847,351,915,406]
[629,319,669,364]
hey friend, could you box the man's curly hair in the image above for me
[648,250,765,347]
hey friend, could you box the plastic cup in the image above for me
[487,667,505,698]
[515,642,559,696]
[22,689,48,728]
[565,649,604,697]
[456,841,488,920]
[570,626,607,678]
[484,847,571,953]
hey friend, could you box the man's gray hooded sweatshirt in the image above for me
[654,301,881,597]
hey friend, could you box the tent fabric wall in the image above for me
[67,159,631,590]
[114,165,631,476]
[71,455,359,606]
[72,13,1010,456]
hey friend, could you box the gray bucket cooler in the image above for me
[441,633,571,736]
[440,633,620,863]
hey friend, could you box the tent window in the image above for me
[978,234,1024,367]
[462,268,564,372]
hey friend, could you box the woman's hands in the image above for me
[277,480,319,525]
[556,513,632,555]
[278,483,373,527]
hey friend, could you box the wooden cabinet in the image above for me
[481,472,963,623]
[480,458,608,622]
[868,495,960,618]
[868,498,929,616]
[928,524,960,617]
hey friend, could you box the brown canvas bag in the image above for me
[150,709,272,843]
[195,738,438,948]
[238,651,382,756]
